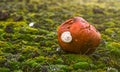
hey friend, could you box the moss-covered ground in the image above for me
[0,0,120,72]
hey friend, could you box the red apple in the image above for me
[57,17,101,54]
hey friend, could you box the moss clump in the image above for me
[22,46,39,53]
[73,62,89,69]
[23,59,38,67]
[106,42,120,57]
[22,59,41,72]
[34,56,45,63]
[0,49,3,54]
[0,41,7,47]
[22,27,39,35]
[105,28,115,35]
[55,58,64,64]
[8,61,21,70]
[0,67,10,72]
[13,70,23,72]
[0,56,6,63]
[63,54,92,64]
[101,34,113,41]
[22,46,40,59]
[104,22,116,28]
[48,65,68,72]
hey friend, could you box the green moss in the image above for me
[22,46,39,53]
[55,58,64,64]
[0,0,120,71]
[0,49,3,54]
[48,65,68,72]
[38,29,49,35]
[18,27,39,35]
[56,65,68,71]
[24,59,38,67]
[8,61,20,70]
[22,59,41,71]
[13,70,23,72]
[90,64,97,69]
[0,41,7,47]
[34,56,45,63]
[101,34,113,41]
[105,28,115,35]
[22,46,40,59]
[0,56,6,63]
[44,47,52,51]
[18,34,34,41]
[45,54,58,64]
[106,42,120,57]
[104,22,116,27]
[73,62,89,69]
[45,41,54,47]
[0,67,10,72]
[0,22,27,27]
[64,54,92,64]
[105,28,120,38]
[96,69,106,72]
[109,42,120,48]
[0,29,4,34]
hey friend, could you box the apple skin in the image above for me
[57,17,101,54]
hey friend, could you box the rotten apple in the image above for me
[57,17,101,54]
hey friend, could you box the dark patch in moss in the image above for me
[93,8,104,14]
[0,11,9,20]
[14,15,23,21]
[33,23,41,28]
[5,24,14,33]
[41,66,48,72]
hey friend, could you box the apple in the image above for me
[57,17,101,54]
